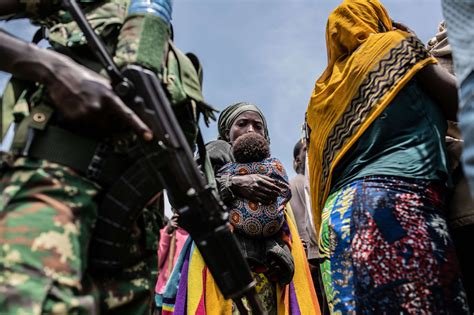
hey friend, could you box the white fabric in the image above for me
[442,0,474,86]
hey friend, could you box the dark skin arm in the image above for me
[393,21,459,121]
[0,31,152,139]
[231,174,285,204]
[166,213,179,234]
[417,64,458,121]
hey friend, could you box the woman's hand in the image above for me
[230,174,285,204]
[166,213,179,234]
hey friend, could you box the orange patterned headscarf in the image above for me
[306,0,436,232]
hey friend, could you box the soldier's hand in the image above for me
[0,32,150,139]
[231,174,285,204]
[44,53,153,140]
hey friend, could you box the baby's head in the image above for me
[232,133,270,163]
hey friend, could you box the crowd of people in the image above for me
[1,0,474,314]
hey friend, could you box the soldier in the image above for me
[0,1,207,314]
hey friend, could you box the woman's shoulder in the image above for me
[204,140,234,172]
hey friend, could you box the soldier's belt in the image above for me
[29,126,95,171]
[28,126,124,185]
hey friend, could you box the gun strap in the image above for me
[32,26,49,44]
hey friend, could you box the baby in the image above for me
[218,133,292,238]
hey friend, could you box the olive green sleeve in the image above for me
[114,13,170,73]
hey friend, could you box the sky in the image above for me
[0,0,444,179]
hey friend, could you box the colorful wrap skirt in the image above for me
[319,176,469,314]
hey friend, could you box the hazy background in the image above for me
[0,0,444,179]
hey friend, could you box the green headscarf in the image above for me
[217,102,270,143]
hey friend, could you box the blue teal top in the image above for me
[330,79,449,193]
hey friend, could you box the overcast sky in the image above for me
[1,0,443,178]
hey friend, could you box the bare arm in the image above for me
[417,64,459,121]
[231,174,285,204]
[0,31,152,139]
[0,30,58,85]
[392,22,459,121]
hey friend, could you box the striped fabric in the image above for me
[305,0,437,233]
[163,212,320,314]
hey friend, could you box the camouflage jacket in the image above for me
[1,0,213,252]
[3,0,210,145]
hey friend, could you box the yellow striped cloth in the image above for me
[306,0,437,232]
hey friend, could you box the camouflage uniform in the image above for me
[0,157,159,314]
[0,1,205,314]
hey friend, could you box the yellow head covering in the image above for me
[306,0,436,232]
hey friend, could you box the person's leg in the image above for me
[0,157,100,314]
[459,71,474,196]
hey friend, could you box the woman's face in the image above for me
[228,111,265,143]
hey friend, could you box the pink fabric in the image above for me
[195,267,207,315]
[155,227,189,294]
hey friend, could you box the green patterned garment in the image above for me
[0,157,157,314]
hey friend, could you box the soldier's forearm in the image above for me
[0,31,64,86]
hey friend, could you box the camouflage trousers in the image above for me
[0,156,155,315]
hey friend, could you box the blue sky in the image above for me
[1,0,443,178]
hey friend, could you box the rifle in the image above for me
[61,0,264,313]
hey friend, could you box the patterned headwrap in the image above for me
[217,102,270,143]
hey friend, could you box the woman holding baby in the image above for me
[164,102,319,314]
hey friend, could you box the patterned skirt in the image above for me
[319,176,469,314]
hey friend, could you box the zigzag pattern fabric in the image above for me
[306,0,437,233]
[320,37,430,207]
